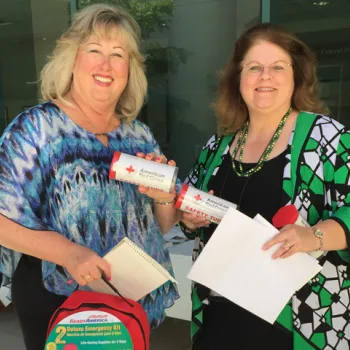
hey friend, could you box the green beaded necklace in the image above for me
[231,107,292,177]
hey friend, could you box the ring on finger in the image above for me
[283,241,291,250]
[83,274,93,281]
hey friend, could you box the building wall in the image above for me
[146,0,260,178]
[0,0,69,125]
[266,0,350,125]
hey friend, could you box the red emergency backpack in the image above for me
[45,290,150,350]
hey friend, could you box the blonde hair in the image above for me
[215,23,328,135]
[41,4,147,121]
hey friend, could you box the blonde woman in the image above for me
[0,4,178,349]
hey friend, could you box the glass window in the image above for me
[0,0,75,134]
[0,0,261,179]
[265,0,350,126]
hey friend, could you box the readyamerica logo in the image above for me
[69,314,109,324]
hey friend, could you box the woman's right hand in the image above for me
[181,212,210,231]
[62,244,111,286]
[180,189,214,231]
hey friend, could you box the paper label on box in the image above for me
[111,153,176,193]
[45,310,133,350]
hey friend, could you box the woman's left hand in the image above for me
[262,224,319,259]
[136,152,177,202]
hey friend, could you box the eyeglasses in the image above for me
[241,61,293,76]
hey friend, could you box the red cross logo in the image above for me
[126,165,135,174]
[194,194,202,201]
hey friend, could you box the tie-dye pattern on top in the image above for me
[0,101,179,330]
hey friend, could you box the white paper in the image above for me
[254,214,322,292]
[89,238,177,301]
[188,208,322,324]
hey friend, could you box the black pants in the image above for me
[193,298,293,350]
[12,256,67,350]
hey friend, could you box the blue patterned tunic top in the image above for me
[0,101,179,330]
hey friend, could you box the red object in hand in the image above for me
[273,204,325,259]
[272,204,299,229]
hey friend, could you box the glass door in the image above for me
[262,0,350,125]
[0,0,74,136]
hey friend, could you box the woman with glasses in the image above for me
[180,23,350,349]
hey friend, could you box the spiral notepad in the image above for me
[88,237,177,301]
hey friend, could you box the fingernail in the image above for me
[155,157,160,161]
[67,279,74,285]
[108,277,112,281]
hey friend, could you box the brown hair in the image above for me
[214,23,328,135]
